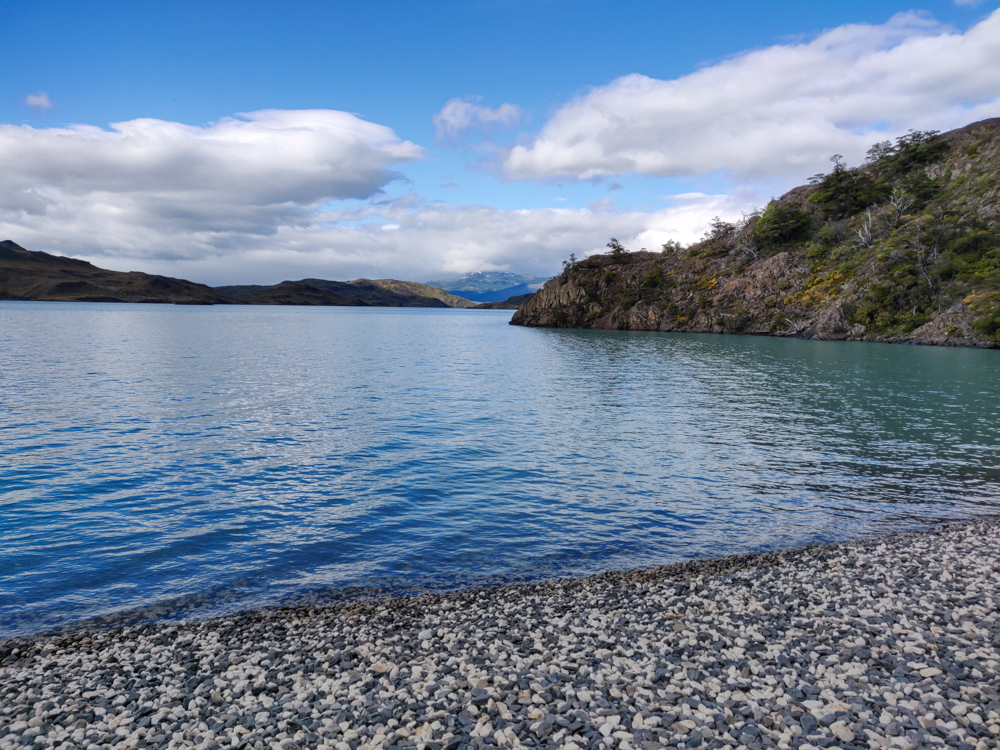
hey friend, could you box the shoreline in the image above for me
[2,520,998,750]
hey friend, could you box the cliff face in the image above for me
[512,119,1000,349]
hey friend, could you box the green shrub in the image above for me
[806,244,826,261]
[769,312,790,332]
[809,164,885,219]
[974,313,1000,341]
[816,222,843,246]
[641,267,663,288]
[756,202,813,246]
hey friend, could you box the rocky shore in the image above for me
[2,520,998,750]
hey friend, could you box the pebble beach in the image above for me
[2,519,998,750]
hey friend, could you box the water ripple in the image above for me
[1,302,999,637]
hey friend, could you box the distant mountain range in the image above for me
[424,271,550,303]
[0,241,475,308]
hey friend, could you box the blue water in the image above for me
[1,302,999,638]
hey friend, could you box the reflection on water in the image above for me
[1,302,998,637]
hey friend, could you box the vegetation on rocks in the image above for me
[512,119,1000,348]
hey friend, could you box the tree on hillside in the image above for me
[607,238,626,256]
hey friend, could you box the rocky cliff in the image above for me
[512,119,1000,348]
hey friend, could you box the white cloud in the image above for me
[505,9,1000,181]
[954,0,983,6]
[433,98,522,143]
[0,109,423,249]
[25,92,52,109]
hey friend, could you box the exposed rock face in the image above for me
[513,118,1000,349]
[811,303,851,340]
[511,252,993,348]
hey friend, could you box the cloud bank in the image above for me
[505,9,1000,181]
[2,187,746,285]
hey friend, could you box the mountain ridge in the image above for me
[425,271,550,303]
[0,243,475,308]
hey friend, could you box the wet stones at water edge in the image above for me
[1,520,999,750]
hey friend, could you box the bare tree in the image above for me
[854,209,876,248]
[911,239,936,294]
[728,211,762,262]
[888,187,914,227]
[607,238,626,256]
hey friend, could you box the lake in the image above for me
[1,302,998,638]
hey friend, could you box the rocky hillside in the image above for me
[512,119,1000,348]
[0,241,231,304]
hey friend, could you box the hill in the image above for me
[0,241,231,304]
[425,271,550,303]
[0,242,476,308]
[474,293,536,310]
[512,119,1000,348]
[216,278,474,308]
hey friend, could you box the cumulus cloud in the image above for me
[505,9,1000,181]
[0,109,423,251]
[433,98,522,143]
[25,92,52,109]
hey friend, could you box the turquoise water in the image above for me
[1,302,998,637]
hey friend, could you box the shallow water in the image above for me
[1,302,998,637]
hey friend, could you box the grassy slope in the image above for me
[512,119,1000,348]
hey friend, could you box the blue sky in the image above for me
[2,0,999,284]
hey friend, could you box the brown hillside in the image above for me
[0,241,231,304]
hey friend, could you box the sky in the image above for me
[2,0,999,285]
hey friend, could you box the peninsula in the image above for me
[512,119,1000,349]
